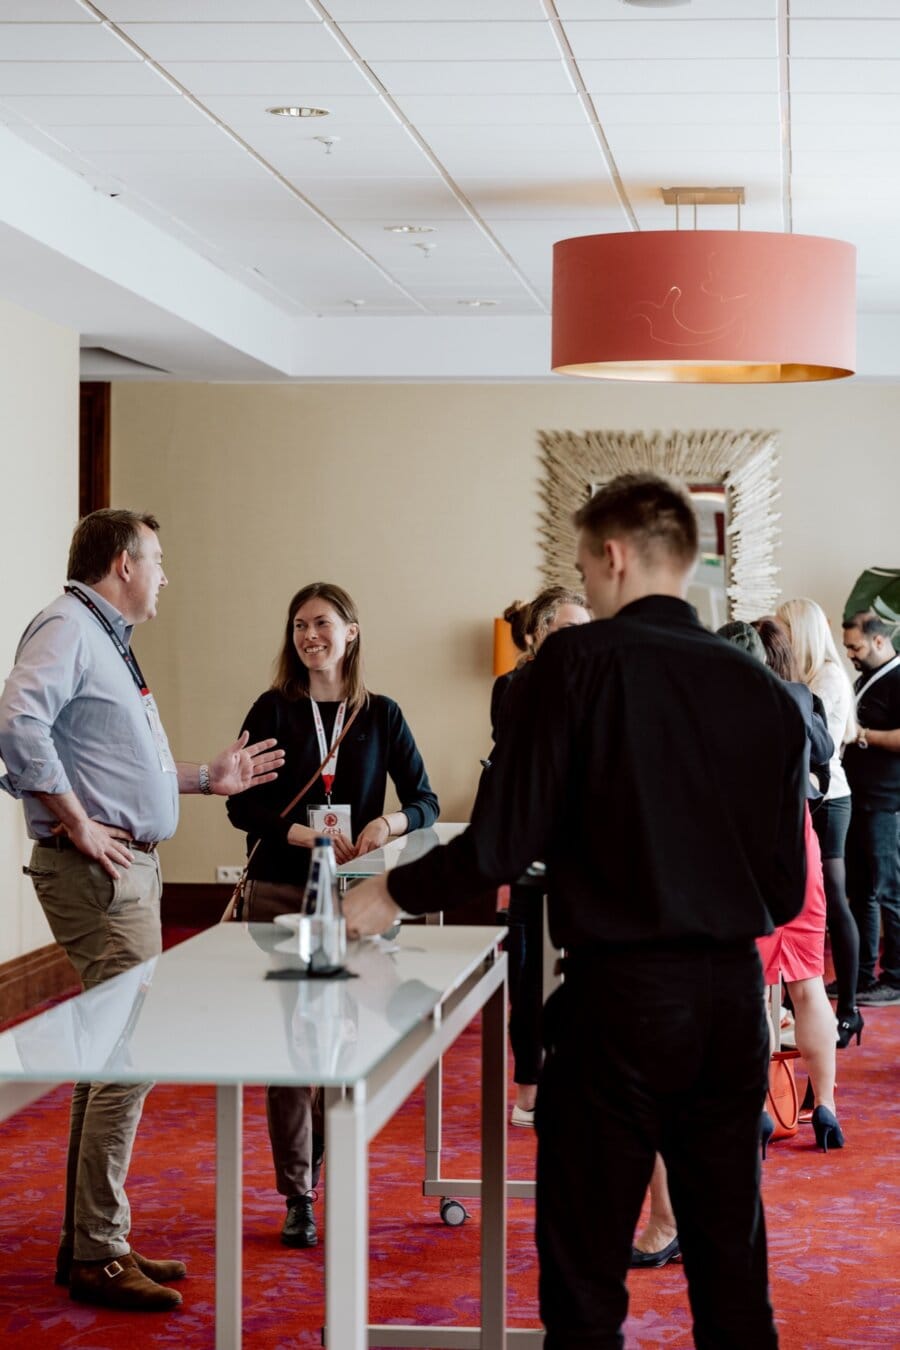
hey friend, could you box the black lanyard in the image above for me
[64,585,149,696]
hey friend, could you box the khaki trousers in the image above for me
[25,843,162,1261]
[243,879,324,1197]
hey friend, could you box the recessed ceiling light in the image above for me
[622,0,690,8]
[266,106,329,118]
[384,224,435,234]
[458,300,498,308]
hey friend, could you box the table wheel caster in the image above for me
[440,1198,468,1227]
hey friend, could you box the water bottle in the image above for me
[298,836,346,973]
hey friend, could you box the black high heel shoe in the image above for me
[811,1105,845,1153]
[836,1008,864,1050]
[760,1110,775,1161]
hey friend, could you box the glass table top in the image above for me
[0,922,503,1090]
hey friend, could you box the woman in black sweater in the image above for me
[227,581,438,1248]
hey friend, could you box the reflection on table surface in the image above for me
[0,922,502,1090]
[337,821,467,878]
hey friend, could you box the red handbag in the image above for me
[766,1049,800,1139]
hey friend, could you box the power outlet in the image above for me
[216,866,244,885]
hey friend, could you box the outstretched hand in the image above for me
[208,731,285,795]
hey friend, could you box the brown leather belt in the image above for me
[36,835,158,855]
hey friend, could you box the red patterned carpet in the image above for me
[1,948,898,1348]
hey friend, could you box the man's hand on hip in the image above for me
[64,819,134,879]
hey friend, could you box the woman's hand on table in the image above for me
[328,831,356,865]
[286,823,355,864]
[355,816,392,857]
[344,874,401,939]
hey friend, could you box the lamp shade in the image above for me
[552,231,856,383]
[493,618,520,677]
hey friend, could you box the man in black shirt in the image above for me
[841,611,900,1005]
[345,474,807,1350]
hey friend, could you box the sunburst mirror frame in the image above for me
[537,429,781,622]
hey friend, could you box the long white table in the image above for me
[0,922,508,1350]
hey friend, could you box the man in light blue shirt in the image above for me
[0,508,283,1313]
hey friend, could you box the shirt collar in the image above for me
[615,594,700,626]
[66,581,134,646]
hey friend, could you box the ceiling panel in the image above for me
[793,92,900,124]
[0,1,94,18]
[336,22,561,62]
[591,91,780,125]
[369,60,573,96]
[392,93,585,126]
[328,0,547,17]
[579,59,779,95]
[0,94,208,125]
[557,0,775,15]
[607,122,781,157]
[793,122,900,153]
[0,23,139,61]
[464,180,629,220]
[105,2,327,17]
[71,147,279,187]
[790,59,900,95]
[562,20,777,62]
[791,1,900,15]
[119,23,343,63]
[790,20,900,59]
[281,178,471,219]
[0,60,168,94]
[164,62,371,97]
[45,122,232,153]
[611,147,781,183]
[416,123,608,178]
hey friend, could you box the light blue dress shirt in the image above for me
[0,583,179,842]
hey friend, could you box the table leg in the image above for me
[216,1083,243,1350]
[481,977,507,1348]
[325,1086,368,1350]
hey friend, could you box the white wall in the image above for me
[0,298,79,962]
[111,378,900,885]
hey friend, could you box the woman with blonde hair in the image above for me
[777,597,862,1048]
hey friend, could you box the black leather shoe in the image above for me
[281,1196,317,1248]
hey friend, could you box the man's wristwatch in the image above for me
[199,763,213,794]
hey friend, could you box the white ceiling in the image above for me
[0,0,899,379]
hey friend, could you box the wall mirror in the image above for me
[537,429,780,623]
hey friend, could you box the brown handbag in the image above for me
[766,1049,800,1139]
[220,703,361,922]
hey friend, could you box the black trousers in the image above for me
[536,942,776,1350]
[506,882,545,1084]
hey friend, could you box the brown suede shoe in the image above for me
[69,1253,182,1310]
[56,1246,187,1288]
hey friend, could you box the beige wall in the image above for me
[111,379,900,883]
[0,298,79,962]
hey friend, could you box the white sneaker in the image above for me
[510,1105,535,1127]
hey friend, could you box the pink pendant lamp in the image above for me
[552,229,856,383]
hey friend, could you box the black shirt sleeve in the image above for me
[225,692,294,845]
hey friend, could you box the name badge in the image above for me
[307,804,352,839]
[141,691,177,774]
